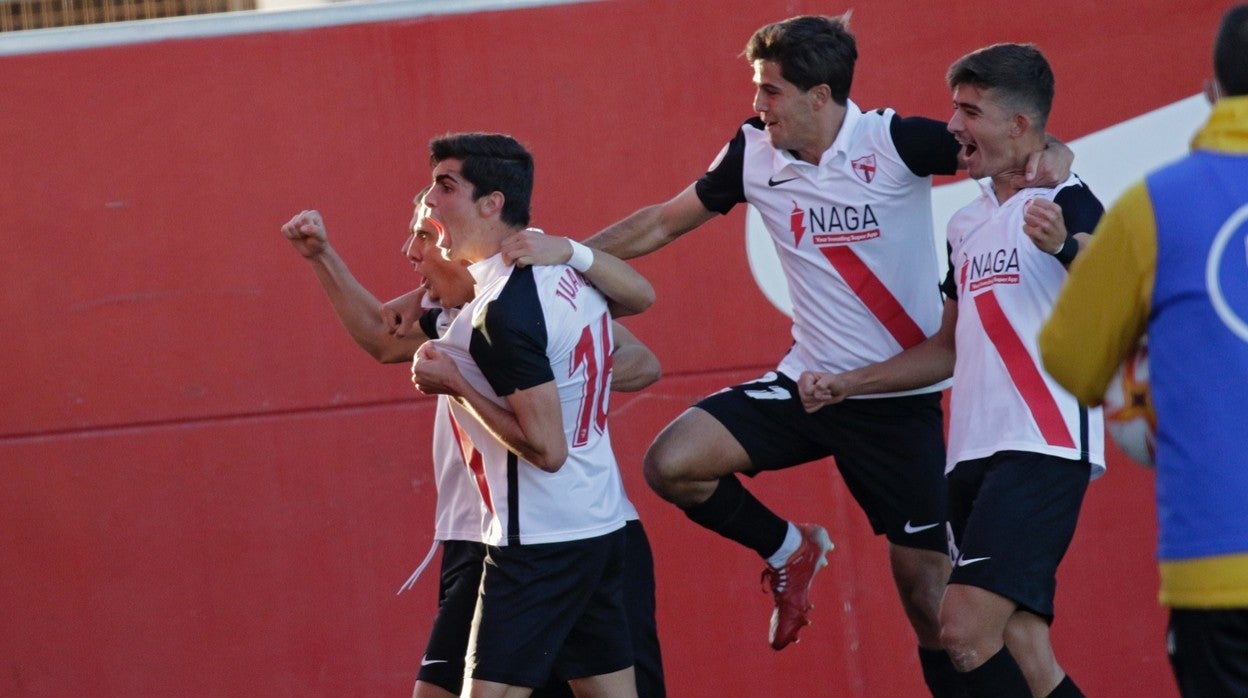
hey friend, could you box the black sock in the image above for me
[918,646,968,698]
[960,646,1031,698]
[1046,674,1084,697]
[682,475,788,558]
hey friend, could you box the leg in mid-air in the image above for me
[643,377,833,651]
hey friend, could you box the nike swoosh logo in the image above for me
[955,556,991,567]
[420,657,449,667]
[744,385,791,401]
[903,521,940,534]
[767,175,799,187]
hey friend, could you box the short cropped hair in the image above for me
[744,15,857,105]
[947,43,1055,132]
[428,132,534,227]
[1215,4,1248,97]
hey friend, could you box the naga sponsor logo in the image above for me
[960,248,1021,293]
[788,201,880,247]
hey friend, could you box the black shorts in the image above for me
[466,528,632,688]
[621,520,665,698]
[417,522,664,697]
[416,540,486,694]
[946,451,1090,621]
[1168,608,1248,698]
[695,371,947,552]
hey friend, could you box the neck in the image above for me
[796,102,847,165]
[464,222,524,264]
[991,134,1046,202]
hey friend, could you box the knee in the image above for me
[642,442,686,501]
[938,604,986,668]
[891,549,950,639]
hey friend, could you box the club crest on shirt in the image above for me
[851,154,877,184]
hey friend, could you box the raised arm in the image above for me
[281,210,428,363]
[500,229,656,317]
[582,183,717,260]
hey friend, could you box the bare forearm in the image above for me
[452,383,567,472]
[307,247,424,363]
[836,341,955,397]
[580,249,655,317]
[584,205,673,259]
[609,344,661,392]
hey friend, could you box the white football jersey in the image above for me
[430,253,630,546]
[945,177,1105,475]
[697,100,957,396]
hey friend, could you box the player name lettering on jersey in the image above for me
[554,268,586,310]
[960,247,1022,293]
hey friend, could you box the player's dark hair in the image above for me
[745,15,857,105]
[947,43,1055,132]
[429,132,533,227]
[1215,4,1248,97]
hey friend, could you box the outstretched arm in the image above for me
[281,210,428,363]
[582,184,717,260]
[500,228,656,317]
[799,299,957,412]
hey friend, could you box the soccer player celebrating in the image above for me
[282,190,665,697]
[584,14,1070,696]
[411,132,644,698]
[803,43,1103,697]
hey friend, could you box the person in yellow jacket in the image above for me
[1039,6,1248,696]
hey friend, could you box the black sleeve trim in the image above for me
[469,267,554,396]
[939,242,958,301]
[693,120,752,215]
[889,114,960,177]
[1052,180,1105,265]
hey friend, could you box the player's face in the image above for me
[752,60,821,157]
[404,204,475,308]
[948,84,1020,180]
[423,159,485,263]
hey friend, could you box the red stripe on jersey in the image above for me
[973,290,1075,448]
[819,245,926,349]
[447,411,493,514]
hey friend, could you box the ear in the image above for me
[477,190,505,218]
[1011,111,1032,138]
[809,83,832,109]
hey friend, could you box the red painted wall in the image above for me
[0,0,1226,694]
